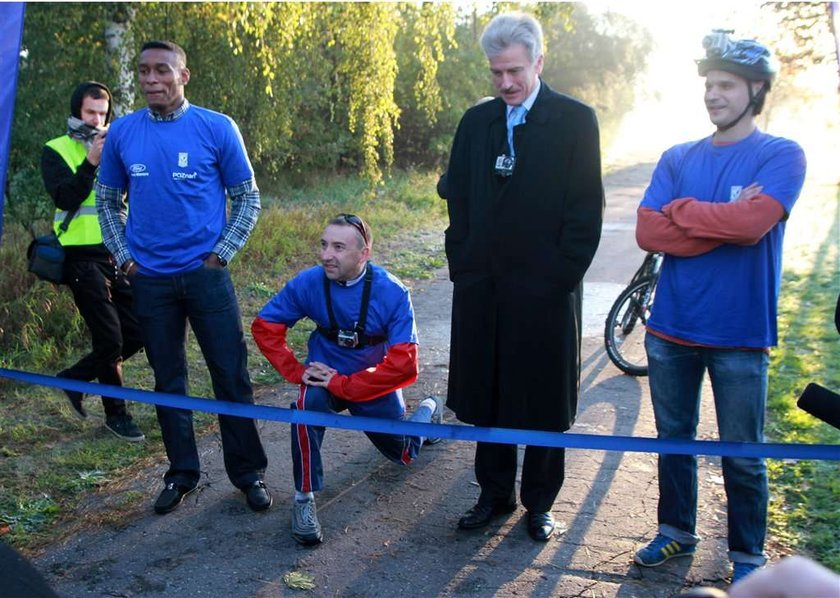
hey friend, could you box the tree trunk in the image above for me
[830,2,840,92]
[104,4,136,118]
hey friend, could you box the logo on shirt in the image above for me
[129,163,149,177]
[172,171,198,180]
[178,152,188,168]
[730,185,743,201]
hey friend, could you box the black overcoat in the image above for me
[443,81,604,432]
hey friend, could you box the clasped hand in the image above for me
[303,362,337,387]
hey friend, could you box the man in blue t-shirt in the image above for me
[632,31,806,584]
[96,40,270,516]
[252,214,443,546]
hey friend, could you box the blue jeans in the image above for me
[131,265,267,489]
[645,333,768,565]
[291,385,431,492]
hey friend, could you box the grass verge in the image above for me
[0,169,446,552]
[766,184,839,572]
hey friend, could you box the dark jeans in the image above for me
[645,333,769,565]
[63,260,144,417]
[131,265,267,489]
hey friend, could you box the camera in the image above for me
[702,29,734,58]
[336,329,359,348]
[494,154,515,177]
[67,117,108,143]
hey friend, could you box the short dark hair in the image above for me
[85,86,109,101]
[140,40,187,67]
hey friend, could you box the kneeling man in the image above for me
[252,214,442,546]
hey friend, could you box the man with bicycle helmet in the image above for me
[633,31,806,584]
[697,31,775,132]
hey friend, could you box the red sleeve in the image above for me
[326,342,419,402]
[662,194,786,245]
[636,206,722,257]
[251,316,305,385]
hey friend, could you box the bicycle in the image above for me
[604,252,663,376]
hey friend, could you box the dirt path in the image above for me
[32,162,741,597]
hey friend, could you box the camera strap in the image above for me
[317,264,385,347]
[57,208,79,237]
[31,208,78,242]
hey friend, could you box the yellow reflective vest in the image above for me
[45,135,103,246]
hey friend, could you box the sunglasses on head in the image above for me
[337,213,369,246]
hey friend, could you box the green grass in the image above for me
[0,169,446,551]
[766,185,840,571]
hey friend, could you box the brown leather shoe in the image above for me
[457,501,516,530]
[526,511,556,541]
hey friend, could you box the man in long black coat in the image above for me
[442,12,604,541]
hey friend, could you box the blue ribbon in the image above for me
[2,368,838,460]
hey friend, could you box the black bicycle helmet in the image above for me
[697,30,777,129]
[697,30,777,86]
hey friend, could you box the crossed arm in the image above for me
[636,184,786,256]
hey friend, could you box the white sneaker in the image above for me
[423,395,444,445]
[291,498,323,546]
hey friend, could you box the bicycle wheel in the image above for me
[604,278,655,376]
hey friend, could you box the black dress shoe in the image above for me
[243,480,272,512]
[457,501,517,530]
[154,482,196,514]
[526,511,556,541]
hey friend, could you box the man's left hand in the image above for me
[303,362,337,387]
[735,182,763,201]
[204,253,226,269]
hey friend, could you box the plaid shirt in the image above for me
[95,100,260,269]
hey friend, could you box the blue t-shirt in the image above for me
[257,263,418,375]
[98,105,254,275]
[640,129,806,347]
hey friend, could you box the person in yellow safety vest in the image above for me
[41,81,145,442]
